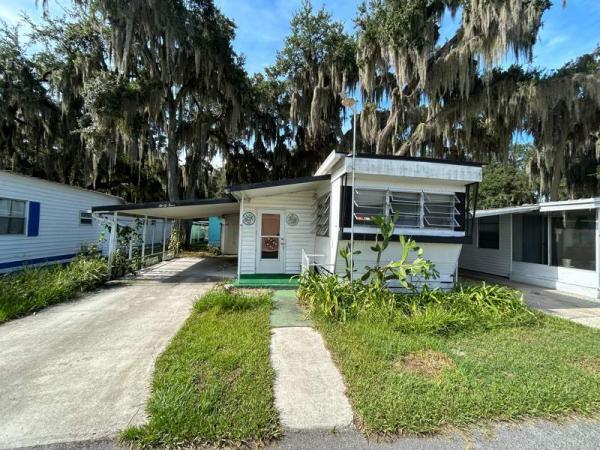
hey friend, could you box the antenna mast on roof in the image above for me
[342,96,358,282]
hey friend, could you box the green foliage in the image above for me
[300,214,439,322]
[0,256,109,323]
[298,271,397,322]
[361,215,438,290]
[478,162,536,208]
[317,307,600,435]
[393,283,538,335]
[121,288,280,446]
[339,242,361,280]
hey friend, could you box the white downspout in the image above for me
[162,218,168,260]
[141,215,148,263]
[107,211,118,272]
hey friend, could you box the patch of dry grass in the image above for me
[394,350,456,378]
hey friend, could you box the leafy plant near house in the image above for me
[99,220,144,277]
[0,256,109,323]
[339,243,360,280]
[361,215,438,290]
[300,214,438,322]
[299,214,534,333]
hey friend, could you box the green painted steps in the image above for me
[270,289,312,328]
[233,273,299,288]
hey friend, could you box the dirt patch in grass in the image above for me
[394,350,456,378]
[575,357,600,375]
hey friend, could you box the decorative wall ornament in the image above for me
[242,211,256,226]
[286,213,299,227]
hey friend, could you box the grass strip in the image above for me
[316,313,600,436]
[0,257,108,323]
[122,288,281,447]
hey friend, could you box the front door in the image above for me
[256,211,285,273]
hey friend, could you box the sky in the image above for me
[2,0,599,75]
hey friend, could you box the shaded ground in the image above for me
[0,257,235,449]
[461,270,600,328]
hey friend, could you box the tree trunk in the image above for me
[166,100,180,201]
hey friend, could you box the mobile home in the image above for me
[0,171,123,273]
[93,152,482,289]
[459,199,600,299]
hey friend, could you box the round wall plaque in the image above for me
[286,213,299,226]
[242,211,256,226]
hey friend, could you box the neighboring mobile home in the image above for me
[0,171,124,273]
[459,199,600,299]
[93,152,482,289]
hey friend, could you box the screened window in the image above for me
[423,193,460,229]
[550,210,596,271]
[478,216,499,249]
[316,193,330,236]
[352,189,463,231]
[80,211,93,225]
[354,189,386,225]
[0,198,26,235]
[389,191,420,227]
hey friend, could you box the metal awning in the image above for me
[475,205,539,218]
[226,175,330,199]
[91,197,240,219]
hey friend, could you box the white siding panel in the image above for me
[336,240,462,288]
[0,171,122,272]
[238,191,317,274]
[459,215,511,277]
[511,261,598,299]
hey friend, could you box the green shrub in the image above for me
[298,271,396,322]
[393,283,538,335]
[299,271,538,333]
[0,256,109,323]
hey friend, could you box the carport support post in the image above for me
[596,207,600,299]
[162,218,168,260]
[107,212,118,272]
[141,216,147,262]
[237,194,244,283]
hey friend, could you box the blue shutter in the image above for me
[27,202,40,237]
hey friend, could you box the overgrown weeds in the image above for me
[299,270,537,334]
[0,256,109,323]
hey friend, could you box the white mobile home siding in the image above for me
[335,240,462,288]
[0,172,122,272]
[330,171,470,287]
[459,215,512,277]
[239,191,317,274]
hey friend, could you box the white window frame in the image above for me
[315,192,330,237]
[352,188,461,232]
[0,197,27,236]
[80,210,93,225]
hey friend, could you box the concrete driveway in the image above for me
[0,257,236,449]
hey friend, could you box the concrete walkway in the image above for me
[0,257,235,449]
[269,290,353,431]
[462,271,600,328]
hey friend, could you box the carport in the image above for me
[92,197,240,269]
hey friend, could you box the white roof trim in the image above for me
[475,197,600,217]
[476,205,539,217]
[539,197,600,212]
[314,151,345,176]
